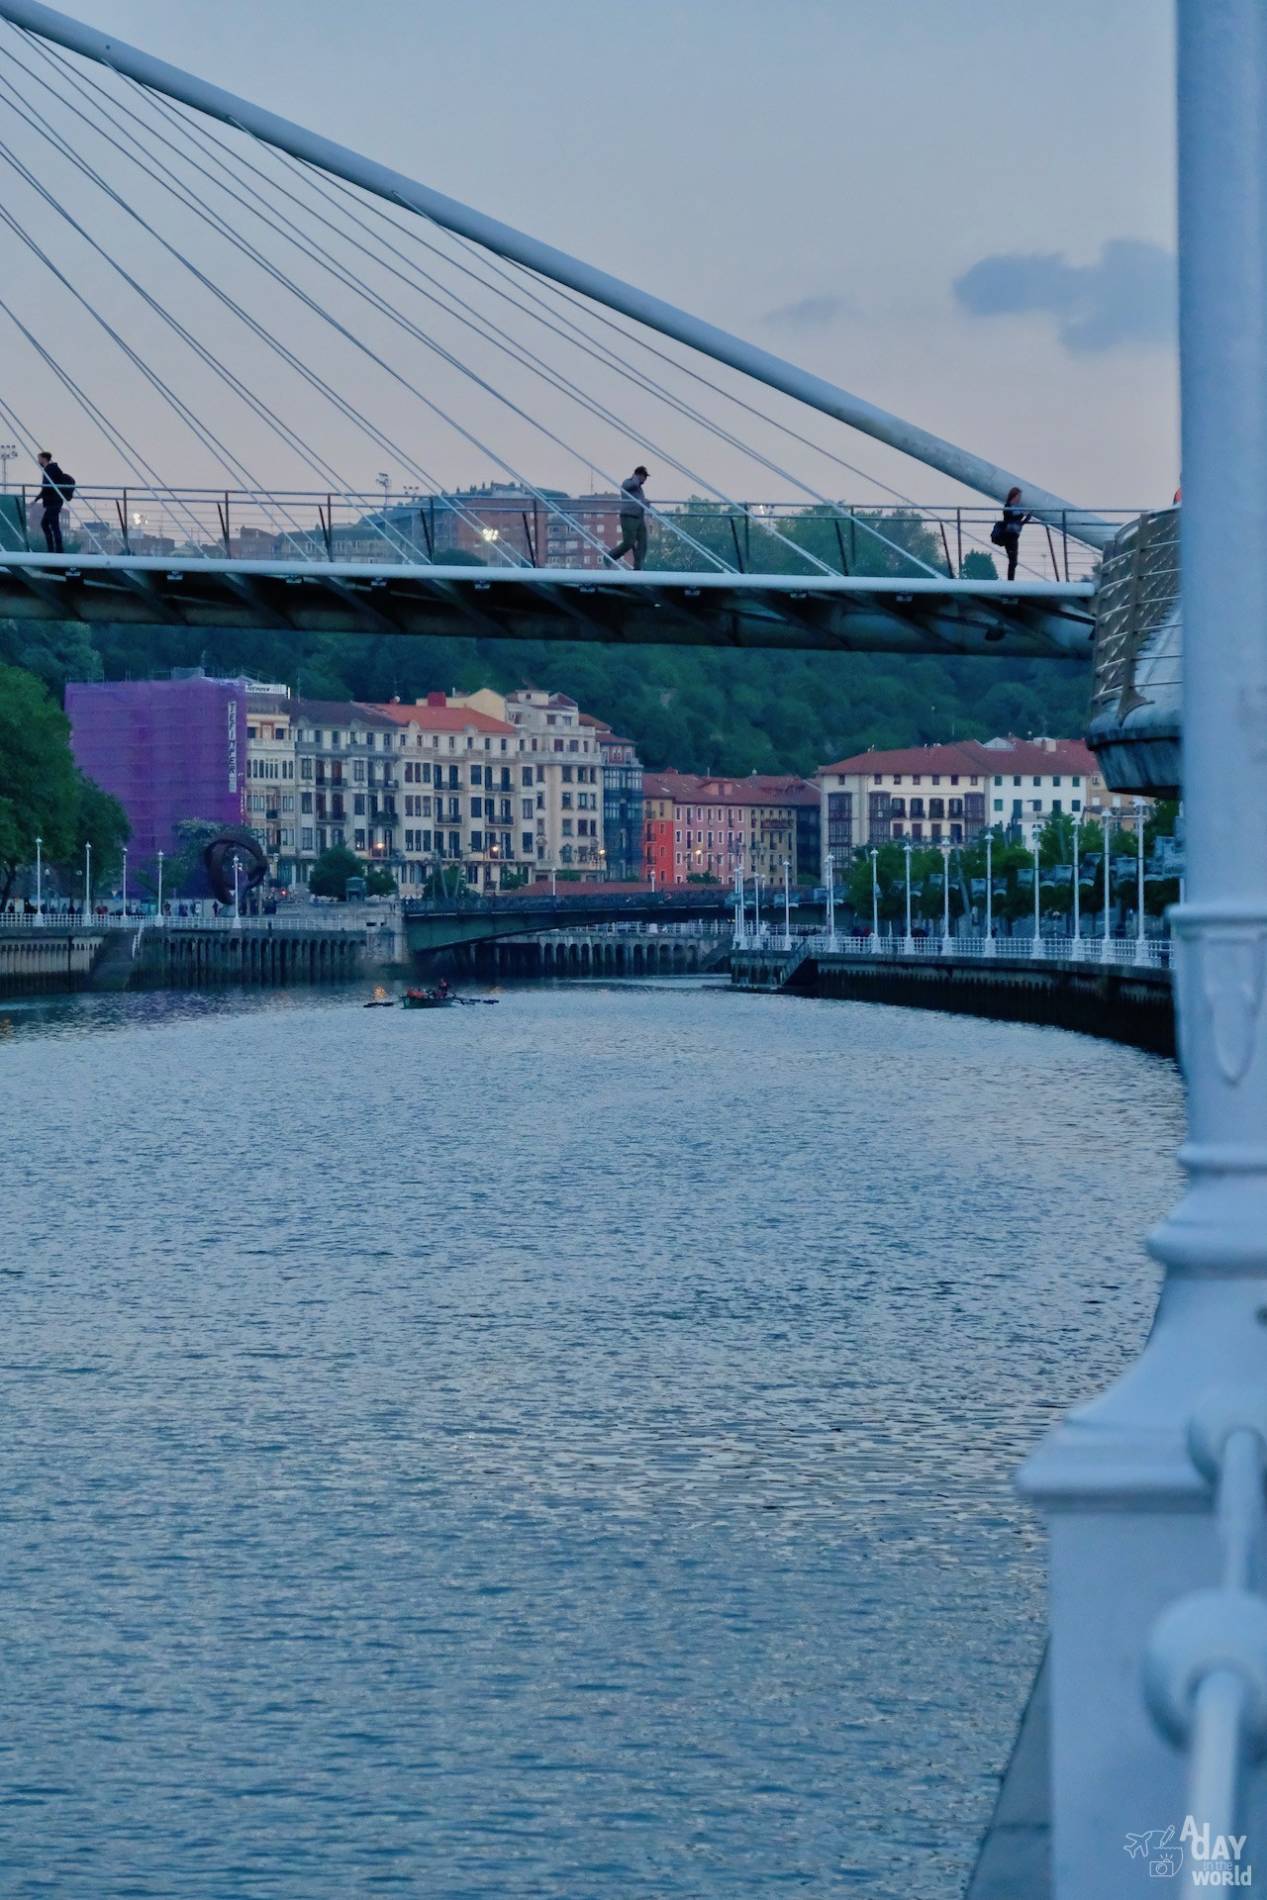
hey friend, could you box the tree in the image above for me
[309,845,364,899]
[961,550,999,580]
[73,771,129,892]
[0,660,98,899]
[365,865,398,896]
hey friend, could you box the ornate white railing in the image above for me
[731,925,1172,970]
[1144,1399,1267,1881]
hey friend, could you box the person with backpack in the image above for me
[990,486,1029,581]
[36,451,74,553]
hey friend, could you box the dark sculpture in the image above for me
[203,829,268,905]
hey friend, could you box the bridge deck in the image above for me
[0,553,1095,657]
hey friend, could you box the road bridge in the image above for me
[401,887,736,955]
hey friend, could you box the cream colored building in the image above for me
[245,688,298,886]
[451,687,605,877]
[369,694,534,890]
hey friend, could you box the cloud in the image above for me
[953,239,1176,353]
[763,293,854,331]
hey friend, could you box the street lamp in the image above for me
[157,848,164,923]
[870,846,881,952]
[84,839,91,920]
[0,443,16,492]
[1071,814,1082,960]
[232,853,242,928]
[984,829,995,956]
[34,833,42,924]
[1134,796,1148,964]
[121,844,128,924]
[903,839,914,954]
[733,857,746,950]
[1102,808,1113,962]
[754,872,762,940]
[825,850,837,952]
[1031,835,1044,959]
[940,839,953,954]
[781,855,791,945]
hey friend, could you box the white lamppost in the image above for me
[825,851,837,952]
[870,846,881,952]
[120,844,127,923]
[1031,835,1044,959]
[1071,813,1082,960]
[1134,796,1148,964]
[983,829,995,956]
[232,853,242,928]
[34,833,42,925]
[733,857,745,949]
[754,873,762,940]
[902,839,914,954]
[940,839,953,954]
[84,839,91,920]
[551,867,558,897]
[781,855,791,945]
[157,849,164,923]
[1023,19,1267,1871]
[1101,809,1112,962]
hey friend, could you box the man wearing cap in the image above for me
[607,464,650,570]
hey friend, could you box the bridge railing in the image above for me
[734,925,1172,969]
[8,486,1143,583]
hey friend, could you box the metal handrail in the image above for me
[2,486,1147,582]
[731,925,1172,969]
[1144,1406,1267,1872]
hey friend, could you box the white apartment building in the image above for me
[370,694,534,890]
[450,688,605,876]
[245,690,299,886]
[818,735,1146,868]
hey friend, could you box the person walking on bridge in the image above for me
[607,465,651,570]
[36,451,73,554]
[992,485,1029,581]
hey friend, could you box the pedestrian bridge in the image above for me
[0,548,1095,659]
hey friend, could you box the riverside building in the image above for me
[449,688,606,877]
[815,735,1137,866]
[641,772,819,886]
[66,669,266,888]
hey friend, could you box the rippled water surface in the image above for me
[2,979,1182,1897]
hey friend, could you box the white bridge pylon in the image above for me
[0,0,1111,654]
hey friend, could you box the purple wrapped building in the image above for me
[66,674,249,871]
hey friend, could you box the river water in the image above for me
[1,978,1181,1898]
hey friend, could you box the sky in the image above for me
[0,0,1177,518]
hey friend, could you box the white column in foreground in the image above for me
[1022,7,1267,1887]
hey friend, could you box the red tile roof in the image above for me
[643,770,818,807]
[366,700,516,735]
[819,737,1097,778]
[293,698,398,728]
